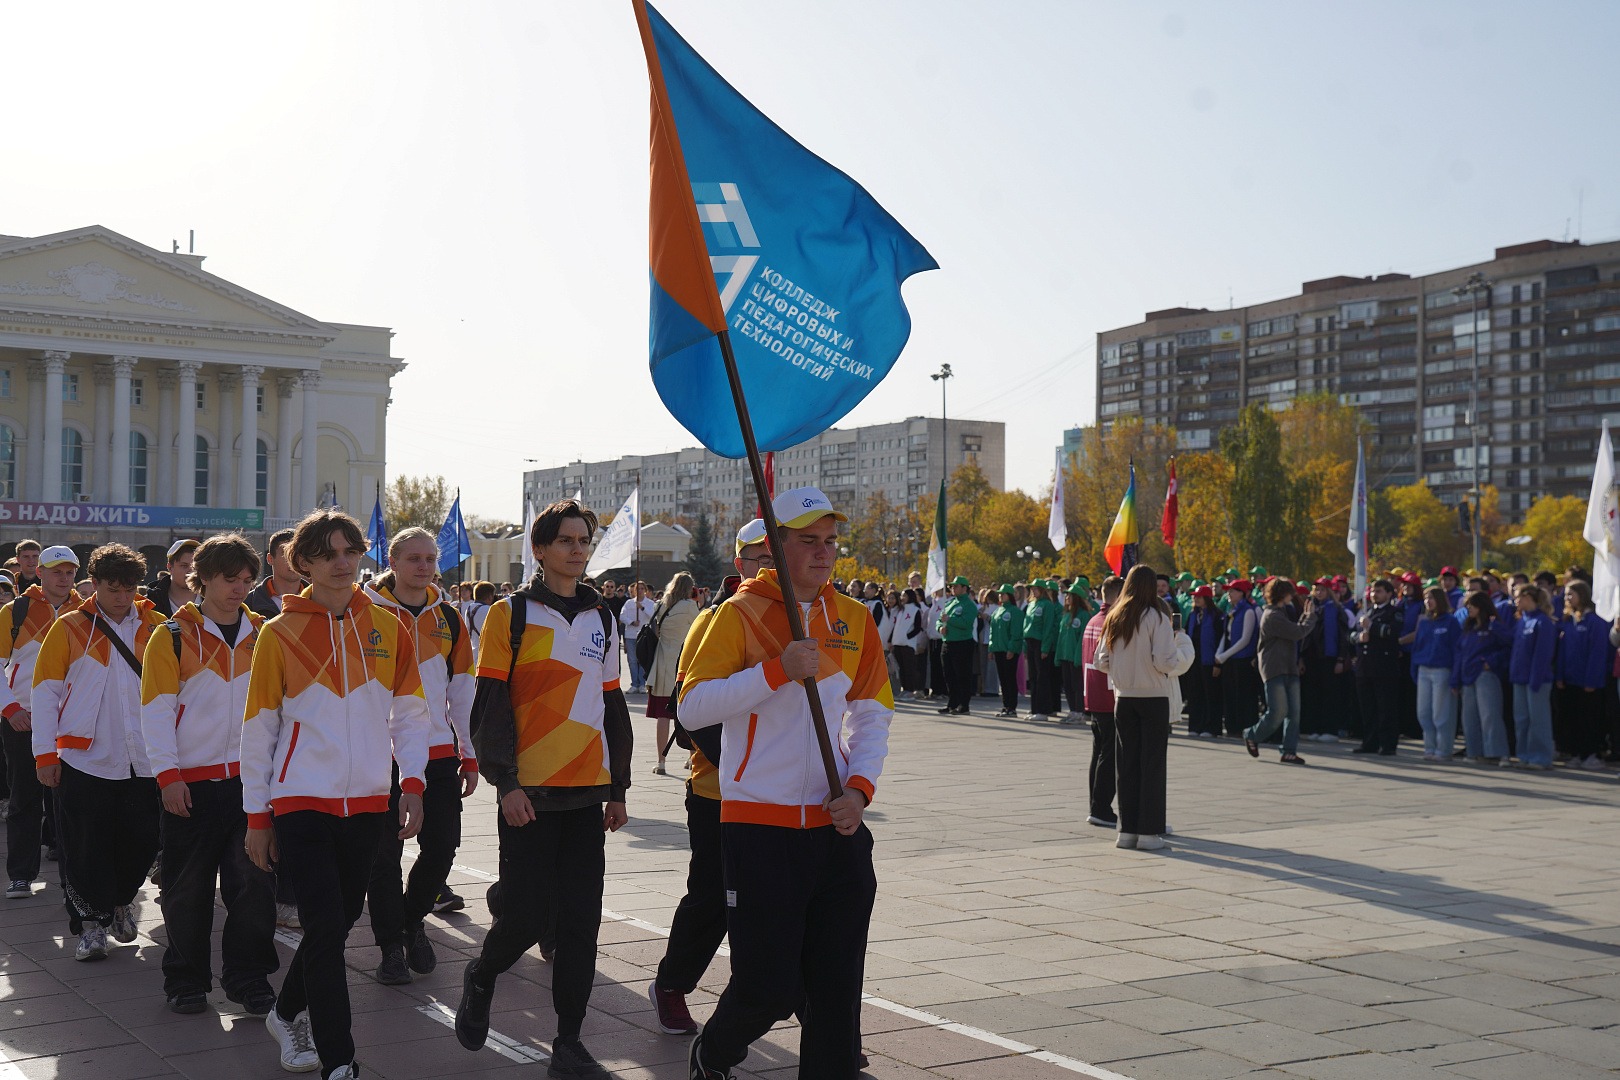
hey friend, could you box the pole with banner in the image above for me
[1347,439,1369,600]
[633,0,936,798]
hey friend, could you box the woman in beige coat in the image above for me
[646,571,699,774]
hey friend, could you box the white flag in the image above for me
[1347,438,1368,599]
[1048,448,1067,552]
[1583,421,1620,621]
[587,487,641,578]
[520,498,537,584]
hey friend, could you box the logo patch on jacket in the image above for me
[364,627,391,659]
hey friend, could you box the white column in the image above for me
[299,370,321,513]
[215,371,237,508]
[176,362,199,505]
[274,376,295,519]
[237,365,263,510]
[42,352,66,504]
[91,364,112,503]
[110,356,135,504]
[156,368,176,505]
[25,360,45,501]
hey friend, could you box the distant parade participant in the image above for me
[1352,579,1405,757]
[32,544,166,961]
[937,575,978,715]
[1409,586,1459,762]
[1081,576,1124,826]
[1056,581,1091,724]
[11,539,42,594]
[362,527,477,987]
[146,539,201,617]
[988,584,1022,718]
[1184,585,1225,738]
[680,487,891,1080]
[140,534,276,1015]
[1023,580,1058,719]
[1440,566,1464,611]
[1454,593,1512,762]
[1242,579,1318,766]
[1,545,81,902]
[1214,579,1259,738]
[1559,581,1616,771]
[1508,585,1558,770]
[247,528,302,619]
[1300,578,1350,742]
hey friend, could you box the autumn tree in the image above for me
[386,474,451,535]
[1173,451,1239,580]
[1375,482,1461,572]
[1522,494,1590,574]
[1061,418,1177,577]
[1220,405,1314,577]
[1277,394,1372,579]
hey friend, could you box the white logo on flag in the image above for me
[694,182,759,314]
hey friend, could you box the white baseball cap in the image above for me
[167,538,201,559]
[734,518,768,555]
[771,486,848,530]
[38,545,79,568]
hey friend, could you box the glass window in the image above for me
[130,378,144,407]
[257,386,265,414]
[256,439,268,508]
[194,435,210,505]
[63,374,79,403]
[0,425,13,498]
[60,428,83,501]
[0,369,9,399]
[129,432,148,504]
[196,383,206,411]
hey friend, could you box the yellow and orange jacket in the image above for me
[240,585,431,827]
[0,586,83,719]
[363,582,476,771]
[32,597,167,774]
[139,602,264,788]
[679,570,893,828]
[674,602,721,801]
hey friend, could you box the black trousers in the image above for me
[927,639,944,696]
[657,792,725,994]
[274,810,383,1077]
[1022,640,1052,714]
[1398,666,1421,739]
[1357,668,1401,753]
[56,762,159,929]
[891,645,919,693]
[1061,661,1084,714]
[1087,713,1117,822]
[943,640,975,711]
[475,803,604,1036]
[158,776,277,997]
[1563,685,1608,759]
[367,759,463,949]
[4,719,51,883]
[1114,697,1169,837]
[702,822,875,1078]
[1300,656,1342,736]
[994,652,1020,713]
[1222,656,1260,736]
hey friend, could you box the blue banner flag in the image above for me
[634,1,938,458]
[367,488,389,570]
[437,491,471,574]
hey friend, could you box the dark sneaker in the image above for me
[227,983,278,1016]
[455,962,493,1051]
[375,943,412,985]
[689,1034,733,1080]
[168,990,208,1014]
[547,1034,609,1078]
[45,846,59,862]
[407,925,437,974]
[1244,738,1259,758]
[1279,753,1308,765]
[539,938,557,963]
[647,981,699,1035]
[6,880,31,899]
[432,888,466,915]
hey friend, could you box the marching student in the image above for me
[1300,578,1349,742]
[140,534,277,1015]
[1,546,81,902]
[648,518,765,1037]
[247,528,301,619]
[146,538,201,617]
[1410,586,1459,762]
[679,487,891,1080]
[1453,592,1513,762]
[1022,580,1054,719]
[455,499,631,1080]
[1056,581,1091,723]
[1081,576,1124,827]
[241,510,431,1079]
[988,584,1022,718]
[1507,584,1558,770]
[1214,579,1260,738]
[32,544,166,961]
[11,539,42,595]
[1555,581,1611,772]
[1184,585,1225,738]
[937,575,978,715]
[362,527,477,986]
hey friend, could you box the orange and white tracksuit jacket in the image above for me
[362,582,475,772]
[240,585,430,828]
[32,598,167,778]
[139,602,264,789]
[679,570,893,828]
[0,586,82,721]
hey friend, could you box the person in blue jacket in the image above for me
[1185,586,1225,737]
[1452,593,1513,762]
[1439,567,1465,612]
[1508,584,1558,769]
[1555,580,1612,772]
[1395,574,1425,740]
[1214,581,1260,738]
[1410,586,1460,761]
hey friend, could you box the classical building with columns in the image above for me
[0,225,400,573]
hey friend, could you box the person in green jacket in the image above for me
[1022,579,1060,719]
[937,576,979,715]
[1057,581,1093,724]
[987,584,1022,718]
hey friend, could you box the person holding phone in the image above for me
[1241,579,1319,765]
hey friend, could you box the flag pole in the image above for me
[716,329,843,800]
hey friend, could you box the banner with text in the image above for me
[0,501,264,531]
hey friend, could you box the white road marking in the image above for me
[415,1001,548,1064]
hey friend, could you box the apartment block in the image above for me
[1095,238,1620,518]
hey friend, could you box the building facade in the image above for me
[0,226,401,570]
[1096,238,1620,519]
[522,416,1005,535]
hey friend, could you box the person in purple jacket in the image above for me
[1555,581,1612,772]
[1508,585,1558,769]
[1452,593,1513,762]
[1410,586,1460,762]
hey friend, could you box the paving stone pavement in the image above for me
[2,691,1618,1079]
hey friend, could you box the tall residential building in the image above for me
[522,416,1005,534]
[1095,238,1620,519]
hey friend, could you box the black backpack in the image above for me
[634,602,667,673]
[506,593,614,679]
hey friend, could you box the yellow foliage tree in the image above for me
[1173,452,1239,580]
[1277,394,1373,579]
[1375,482,1461,573]
[1062,418,1177,578]
[1522,495,1590,575]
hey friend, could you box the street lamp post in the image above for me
[931,363,953,577]
[1453,272,1493,572]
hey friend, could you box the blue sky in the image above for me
[4,0,1617,518]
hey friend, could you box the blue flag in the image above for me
[437,491,471,574]
[635,1,938,458]
[367,489,388,570]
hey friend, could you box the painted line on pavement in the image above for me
[416,1001,549,1064]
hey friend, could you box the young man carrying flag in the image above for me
[679,487,891,1079]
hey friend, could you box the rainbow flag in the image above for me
[1104,463,1139,575]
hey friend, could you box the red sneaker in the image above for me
[648,982,699,1035]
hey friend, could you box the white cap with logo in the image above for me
[38,545,80,568]
[734,518,768,555]
[167,538,201,559]
[770,486,849,530]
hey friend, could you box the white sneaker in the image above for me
[1318,733,1339,743]
[1163,824,1175,835]
[1086,815,1117,827]
[1116,833,1138,849]
[75,922,108,961]
[1136,835,1167,851]
[328,1065,359,1079]
[276,903,301,929]
[111,904,138,943]
[266,1008,320,1072]
[1580,754,1607,771]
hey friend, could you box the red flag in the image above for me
[755,451,775,519]
[1161,457,1179,547]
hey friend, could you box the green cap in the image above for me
[1224,566,1239,577]
[1066,581,1087,595]
[1175,572,1193,582]
[1250,565,1268,577]
[950,575,971,587]
[1074,575,1091,586]
[997,583,1015,595]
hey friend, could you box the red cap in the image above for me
[1193,585,1214,598]
[1332,574,1347,584]
[1401,572,1422,585]
[1314,577,1333,587]
[1441,566,1460,577]
[1227,579,1254,593]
